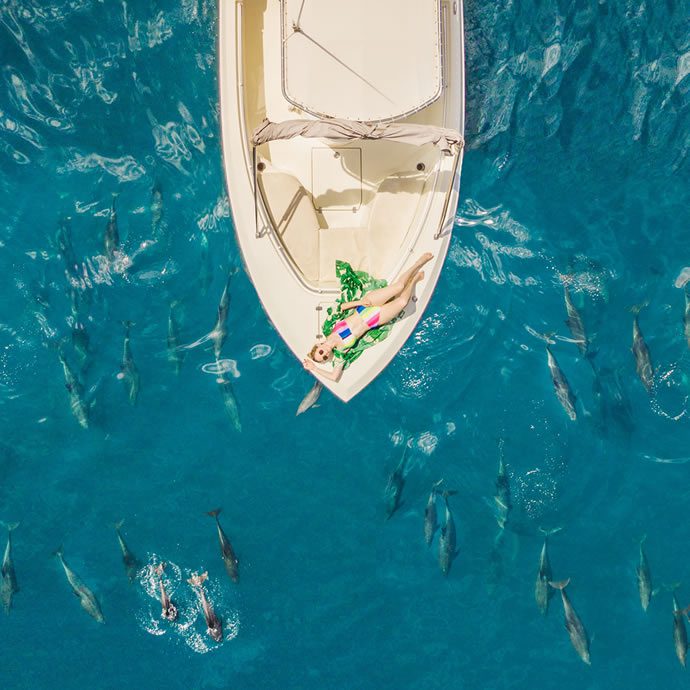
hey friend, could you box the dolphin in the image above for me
[494,457,511,530]
[118,321,139,405]
[207,509,239,583]
[549,579,591,664]
[632,312,653,393]
[591,364,634,438]
[564,286,588,356]
[217,373,241,431]
[673,589,688,667]
[637,535,652,612]
[56,217,78,278]
[296,380,323,416]
[198,231,212,296]
[535,527,561,615]
[423,480,444,546]
[58,350,89,429]
[438,490,459,576]
[114,520,141,583]
[684,290,690,349]
[210,276,232,360]
[70,290,90,368]
[54,546,105,623]
[0,522,20,613]
[384,444,409,520]
[167,303,184,374]
[155,563,177,621]
[104,195,120,261]
[188,571,222,642]
[546,346,577,420]
[151,181,163,239]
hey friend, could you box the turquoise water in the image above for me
[2,0,690,687]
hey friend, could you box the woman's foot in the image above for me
[415,252,433,269]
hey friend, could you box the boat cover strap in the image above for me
[251,118,464,155]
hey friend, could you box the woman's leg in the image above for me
[350,253,433,308]
[376,272,424,326]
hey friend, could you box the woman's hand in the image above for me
[302,358,316,371]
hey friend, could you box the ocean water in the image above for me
[1,0,690,688]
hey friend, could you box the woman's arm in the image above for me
[302,358,345,382]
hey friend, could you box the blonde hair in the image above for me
[308,344,320,361]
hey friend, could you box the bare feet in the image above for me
[413,252,433,271]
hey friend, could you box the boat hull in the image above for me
[219,0,465,402]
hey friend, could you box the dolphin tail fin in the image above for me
[629,301,649,315]
[52,545,64,558]
[548,578,570,590]
[0,521,19,532]
[663,582,682,593]
[207,508,222,518]
[431,479,444,493]
[539,526,562,537]
[584,349,598,364]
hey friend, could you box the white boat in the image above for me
[219,0,465,402]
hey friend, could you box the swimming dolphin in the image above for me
[632,312,653,392]
[637,535,652,612]
[423,480,444,546]
[494,457,512,530]
[207,508,239,583]
[217,373,241,431]
[118,321,139,405]
[198,231,212,296]
[549,578,590,664]
[384,444,409,520]
[188,571,222,642]
[591,365,634,438]
[54,546,105,623]
[546,346,577,420]
[438,490,459,576]
[155,563,177,621]
[1,522,20,613]
[70,290,90,368]
[210,275,232,360]
[167,303,184,374]
[564,286,589,356]
[684,290,690,349]
[104,195,120,261]
[151,181,163,239]
[56,217,78,278]
[58,350,89,429]
[673,589,688,667]
[296,380,323,416]
[535,527,560,615]
[114,520,141,583]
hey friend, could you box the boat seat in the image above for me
[367,174,427,278]
[319,228,369,284]
[258,169,320,282]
